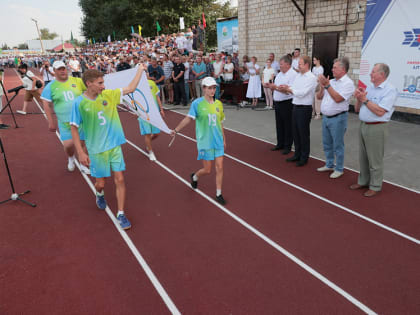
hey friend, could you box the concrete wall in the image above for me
[238,0,419,115]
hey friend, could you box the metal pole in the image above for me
[31,18,45,54]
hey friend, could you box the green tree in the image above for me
[17,43,29,49]
[35,28,59,40]
[78,0,237,48]
[1,43,10,50]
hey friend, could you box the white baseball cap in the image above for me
[53,61,66,69]
[201,77,217,87]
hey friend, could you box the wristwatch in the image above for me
[362,100,369,106]
[324,84,331,90]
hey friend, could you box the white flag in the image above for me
[180,17,185,30]
[104,68,171,134]
[107,34,111,42]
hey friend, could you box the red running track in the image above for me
[1,68,419,314]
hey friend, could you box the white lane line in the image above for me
[21,70,181,315]
[173,132,420,245]
[125,138,377,315]
[166,108,420,194]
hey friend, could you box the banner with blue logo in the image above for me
[216,18,238,54]
[359,0,420,109]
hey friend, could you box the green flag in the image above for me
[93,37,96,44]
[156,21,162,32]
[113,30,116,41]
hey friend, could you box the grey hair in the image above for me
[279,54,292,65]
[374,63,390,78]
[334,57,350,72]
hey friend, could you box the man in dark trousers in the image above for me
[172,55,187,106]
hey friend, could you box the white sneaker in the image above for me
[80,164,91,175]
[17,110,27,115]
[264,106,271,110]
[67,159,75,172]
[317,166,334,172]
[330,171,343,179]
[148,151,157,161]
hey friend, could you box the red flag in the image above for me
[202,12,206,28]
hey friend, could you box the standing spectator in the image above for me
[291,48,301,72]
[192,25,198,50]
[232,51,240,79]
[262,59,275,109]
[316,57,355,179]
[269,53,280,74]
[213,54,224,99]
[172,56,187,106]
[163,54,174,104]
[246,56,261,108]
[198,20,205,51]
[80,55,88,73]
[312,56,324,119]
[242,55,250,69]
[192,55,206,98]
[147,57,165,87]
[351,63,397,197]
[269,55,297,154]
[204,56,214,78]
[223,56,234,82]
[69,55,81,77]
[182,55,190,103]
[116,57,131,71]
[188,59,197,100]
[40,60,55,86]
[280,56,318,166]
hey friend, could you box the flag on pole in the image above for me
[107,34,111,42]
[93,37,96,44]
[179,17,185,30]
[131,26,135,34]
[156,21,161,32]
[202,12,206,28]
[113,30,116,41]
[138,25,142,36]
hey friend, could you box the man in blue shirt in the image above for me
[351,63,397,197]
[192,55,206,98]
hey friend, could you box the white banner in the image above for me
[180,17,185,30]
[104,68,171,134]
[359,0,420,109]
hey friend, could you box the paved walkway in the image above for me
[170,104,420,192]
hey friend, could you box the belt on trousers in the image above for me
[325,111,347,118]
[293,104,312,108]
[364,121,387,125]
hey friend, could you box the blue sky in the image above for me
[0,0,83,47]
[0,0,238,48]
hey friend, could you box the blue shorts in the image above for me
[90,146,125,178]
[197,149,224,161]
[139,118,160,135]
[58,121,85,141]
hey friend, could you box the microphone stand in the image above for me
[0,137,36,207]
[0,80,20,128]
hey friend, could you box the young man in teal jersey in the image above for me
[41,61,90,174]
[172,77,227,205]
[70,66,146,229]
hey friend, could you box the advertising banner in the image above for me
[359,0,420,109]
[216,18,238,54]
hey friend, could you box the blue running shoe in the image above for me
[96,194,107,210]
[117,213,131,230]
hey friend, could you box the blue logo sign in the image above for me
[402,28,420,48]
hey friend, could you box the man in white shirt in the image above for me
[269,55,297,154]
[351,63,397,197]
[316,57,355,179]
[279,55,317,166]
[68,55,81,77]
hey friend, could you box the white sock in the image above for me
[216,189,222,196]
[193,174,198,181]
[96,190,104,196]
[68,155,75,162]
[117,210,124,217]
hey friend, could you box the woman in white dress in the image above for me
[246,56,261,108]
[312,56,324,119]
[262,59,275,109]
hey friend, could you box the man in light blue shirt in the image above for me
[351,63,397,197]
[192,56,207,98]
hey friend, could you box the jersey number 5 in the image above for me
[98,111,106,126]
[208,113,217,126]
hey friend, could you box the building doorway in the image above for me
[312,32,339,78]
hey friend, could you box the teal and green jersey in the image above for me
[188,96,225,150]
[70,88,126,154]
[41,77,86,122]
